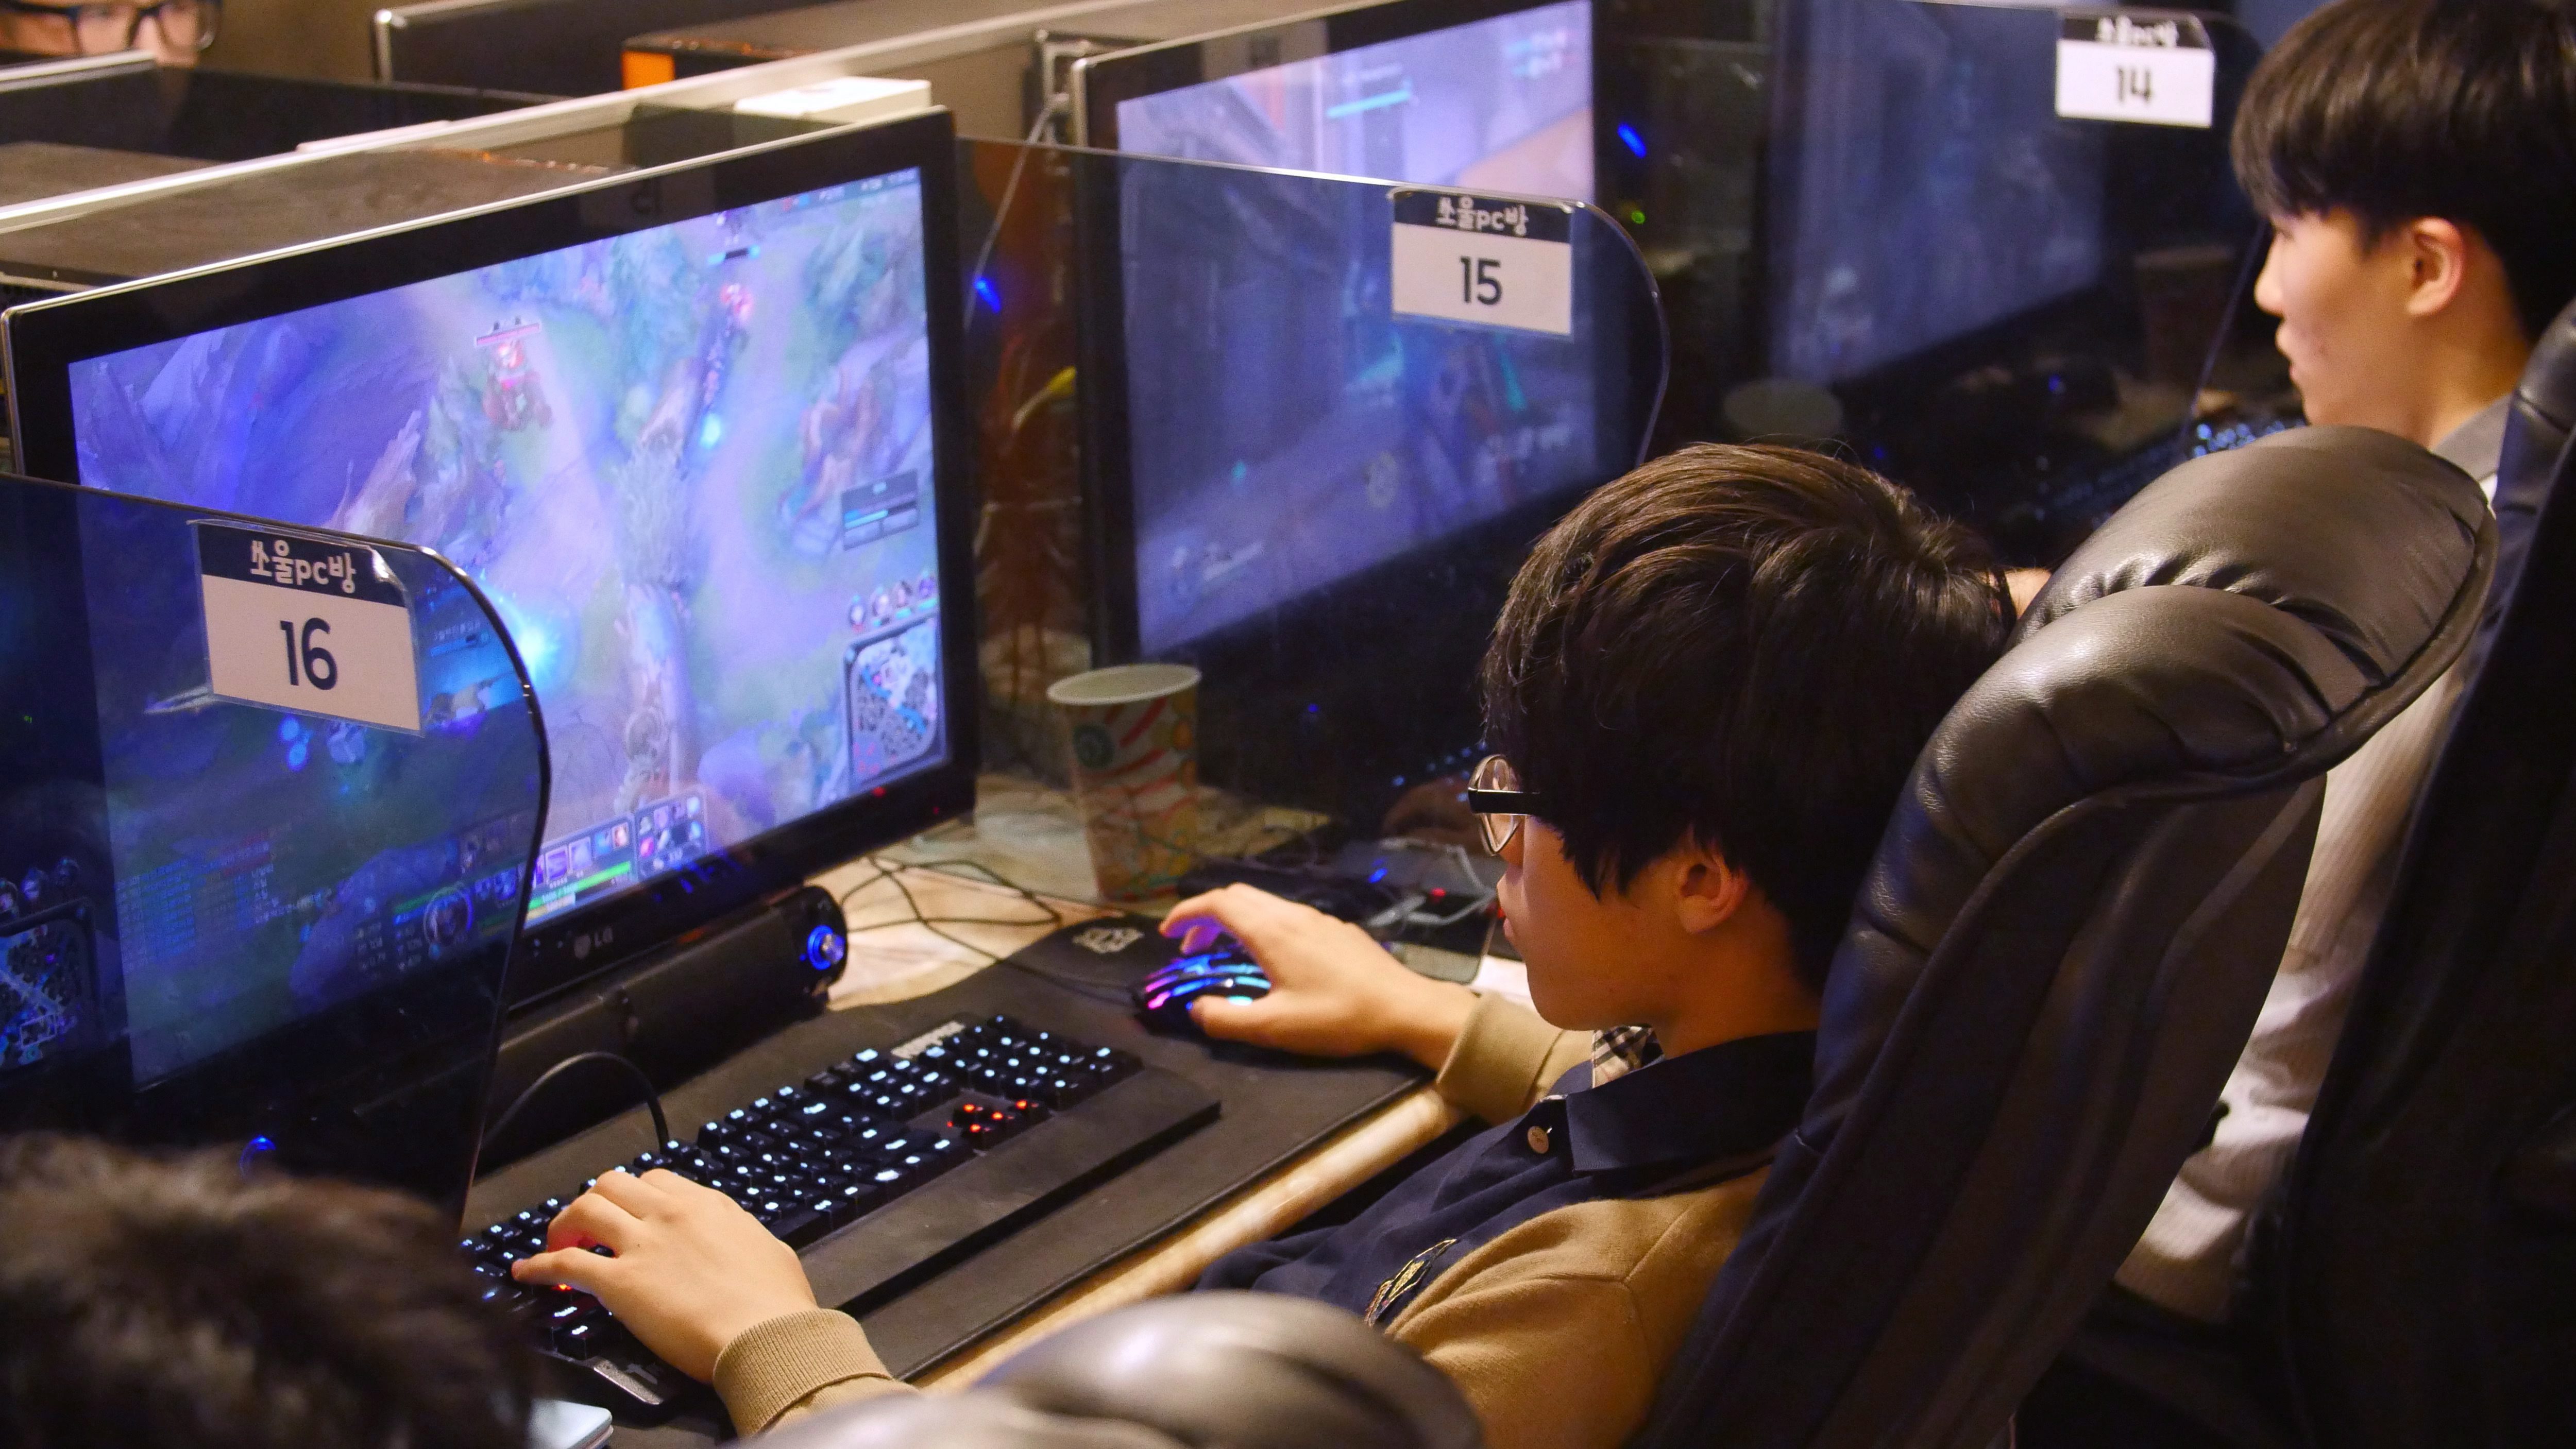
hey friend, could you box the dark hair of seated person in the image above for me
[2232,0,2576,340]
[1480,442,2011,984]
[0,1133,532,1449]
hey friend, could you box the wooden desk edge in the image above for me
[918,1082,1463,1387]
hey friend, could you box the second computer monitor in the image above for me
[1073,0,1594,204]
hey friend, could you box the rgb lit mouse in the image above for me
[1133,947,1272,1033]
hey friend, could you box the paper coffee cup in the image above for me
[1046,663,1201,900]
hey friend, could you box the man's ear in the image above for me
[2401,217,2475,319]
[1670,838,1753,936]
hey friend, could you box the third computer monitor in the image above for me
[1073,0,1595,204]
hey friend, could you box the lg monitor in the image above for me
[1073,0,1595,203]
[5,110,976,1012]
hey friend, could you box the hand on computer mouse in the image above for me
[513,1169,824,1382]
[1161,884,1476,1072]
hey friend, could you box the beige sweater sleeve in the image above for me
[713,1308,914,1434]
[1432,993,1591,1123]
[1383,1171,1768,1449]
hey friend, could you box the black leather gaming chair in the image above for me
[760,1293,1485,1449]
[1626,427,2495,1449]
[2472,293,2576,670]
[2250,299,2576,1448]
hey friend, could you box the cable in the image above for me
[838,855,1136,1004]
[964,94,1071,323]
[482,1051,668,1153]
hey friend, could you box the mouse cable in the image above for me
[482,1050,669,1154]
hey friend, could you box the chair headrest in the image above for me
[762,1295,1482,1449]
[2504,295,2576,486]
[1839,427,2488,1067]
[2489,294,2576,617]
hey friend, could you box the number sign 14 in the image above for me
[1388,188,1575,337]
[193,523,423,734]
[2055,10,2214,129]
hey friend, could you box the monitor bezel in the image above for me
[1070,0,1599,178]
[4,109,979,1013]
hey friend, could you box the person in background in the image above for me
[2017,3,2576,1444]
[516,445,2014,1449]
[0,0,218,66]
[0,1134,531,1449]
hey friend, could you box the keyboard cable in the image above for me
[481,1050,671,1155]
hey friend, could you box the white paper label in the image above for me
[194,523,422,733]
[1389,189,1574,337]
[2056,13,2214,129]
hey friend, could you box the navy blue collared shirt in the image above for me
[1200,1030,1816,1325]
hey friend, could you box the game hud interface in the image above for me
[1119,160,1613,655]
[66,169,950,930]
[1770,0,2104,383]
[1114,0,1592,203]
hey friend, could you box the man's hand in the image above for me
[1161,884,1477,1073]
[513,1170,823,1382]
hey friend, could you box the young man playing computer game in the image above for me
[512,444,2013,1447]
[2016,3,2576,1442]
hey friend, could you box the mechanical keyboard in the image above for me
[459,1012,1219,1419]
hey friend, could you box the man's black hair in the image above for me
[0,1134,533,1449]
[2233,0,2576,340]
[1480,444,2010,985]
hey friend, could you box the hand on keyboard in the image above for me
[1160,884,1476,1071]
[515,1169,821,1382]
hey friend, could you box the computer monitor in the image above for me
[1062,147,1657,821]
[1073,0,1595,203]
[5,111,976,1010]
[1759,0,2270,562]
[1768,0,2104,386]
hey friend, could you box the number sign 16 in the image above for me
[194,523,422,733]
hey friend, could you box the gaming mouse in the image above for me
[1133,947,1272,1033]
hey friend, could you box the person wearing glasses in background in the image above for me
[0,0,217,65]
[507,446,2013,1448]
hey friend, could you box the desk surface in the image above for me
[584,773,1478,1440]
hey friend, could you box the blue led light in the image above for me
[239,1135,278,1177]
[804,925,847,973]
[1617,123,1646,158]
[973,276,1002,312]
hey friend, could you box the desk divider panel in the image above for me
[0,472,546,1219]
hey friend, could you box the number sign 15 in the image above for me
[1389,188,1575,337]
[193,523,423,734]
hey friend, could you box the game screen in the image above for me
[65,169,949,932]
[1117,160,1616,654]
[1114,0,1592,203]
[1769,0,2105,384]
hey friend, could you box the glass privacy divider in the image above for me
[956,139,1667,841]
[0,472,546,1218]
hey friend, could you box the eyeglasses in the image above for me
[1464,754,1547,855]
[0,0,221,54]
